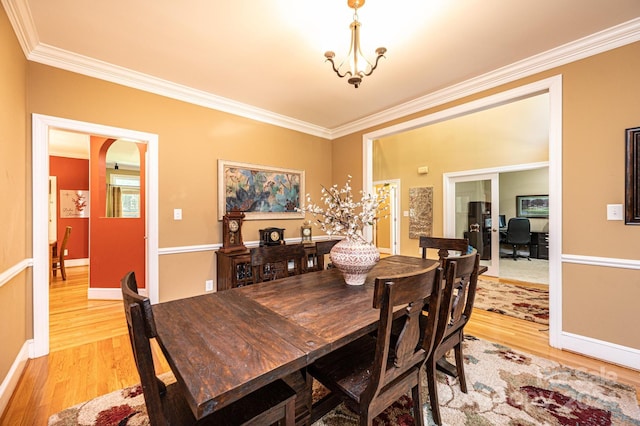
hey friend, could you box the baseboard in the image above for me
[559,331,640,371]
[88,286,148,300]
[65,258,89,267]
[0,340,31,418]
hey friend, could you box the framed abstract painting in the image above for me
[218,160,304,220]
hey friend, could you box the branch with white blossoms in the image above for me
[297,176,390,244]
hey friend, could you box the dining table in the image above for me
[152,254,437,425]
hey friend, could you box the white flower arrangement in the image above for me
[298,176,389,244]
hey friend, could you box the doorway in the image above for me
[374,179,400,255]
[444,172,500,276]
[362,76,562,348]
[32,114,159,357]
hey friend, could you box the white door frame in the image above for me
[373,179,400,255]
[443,163,550,276]
[362,75,562,349]
[443,171,500,276]
[31,114,159,358]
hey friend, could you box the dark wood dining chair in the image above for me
[312,239,340,271]
[419,236,469,266]
[51,226,72,280]
[250,244,307,283]
[308,263,444,426]
[120,271,297,426]
[424,251,480,425]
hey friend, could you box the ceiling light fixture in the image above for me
[324,0,386,88]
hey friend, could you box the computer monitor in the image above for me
[484,215,507,229]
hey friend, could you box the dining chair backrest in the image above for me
[250,244,307,282]
[434,250,480,347]
[364,262,443,405]
[313,239,340,271]
[419,236,469,267]
[51,226,72,280]
[426,250,480,425]
[120,271,167,426]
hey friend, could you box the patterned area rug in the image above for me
[474,278,549,325]
[48,337,640,426]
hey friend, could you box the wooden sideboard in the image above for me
[216,245,317,291]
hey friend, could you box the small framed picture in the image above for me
[516,195,549,218]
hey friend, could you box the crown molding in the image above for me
[1,0,37,55]
[26,42,332,139]
[4,0,640,140]
[329,17,640,139]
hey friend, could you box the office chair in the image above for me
[501,217,531,261]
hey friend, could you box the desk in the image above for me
[152,255,435,424]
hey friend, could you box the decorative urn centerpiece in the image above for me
[299,176,389,285]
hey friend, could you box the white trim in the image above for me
[28,42,331,139]
[64,258,89,267]
[0,259,32,288]
[159,244,221,255]
[3,0,638,139]
[443,162,550,178]
[562,254,640,269]
[88,286,148,301]
[363,75,563,350]
[331,18,640,138]
[559,331,640,371]
[0,340,30,418]
[31,114,159,358]
[443,171,501,277]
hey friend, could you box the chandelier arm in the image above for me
[326,57,351,79]
[362,52,386,77]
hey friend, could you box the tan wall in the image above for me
[334,42,640,350]
[0,6,29,381]
[26,63,332,300]
[372,94,549,257]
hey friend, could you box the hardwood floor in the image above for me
[1,267,638,425]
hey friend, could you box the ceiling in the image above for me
[5,0,640,138]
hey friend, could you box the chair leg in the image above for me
[412,376,425,426]
[60,259,67,280]
[425,356,442,425]
[454,342,467,393]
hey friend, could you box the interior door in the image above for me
[374,180,399,255]
[445,173,499,276]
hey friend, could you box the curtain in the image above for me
[106,184,122,217]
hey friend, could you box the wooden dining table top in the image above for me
[152,255,436,420]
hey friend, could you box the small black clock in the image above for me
[259,227,285,246]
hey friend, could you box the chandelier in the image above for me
[324,0,387,88]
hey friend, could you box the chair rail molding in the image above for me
[0,259,32,288]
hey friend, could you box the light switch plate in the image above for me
[173,208,182,220]
[606,204,623,220]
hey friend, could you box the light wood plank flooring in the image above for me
[1,267,638,425]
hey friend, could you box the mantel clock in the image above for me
[220,209,247,253]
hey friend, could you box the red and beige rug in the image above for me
[49,337,639,426]
[474,278,549,325]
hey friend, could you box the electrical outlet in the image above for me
[205,280,214,292]
[64,249,68,256]
[174,208,182,220]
